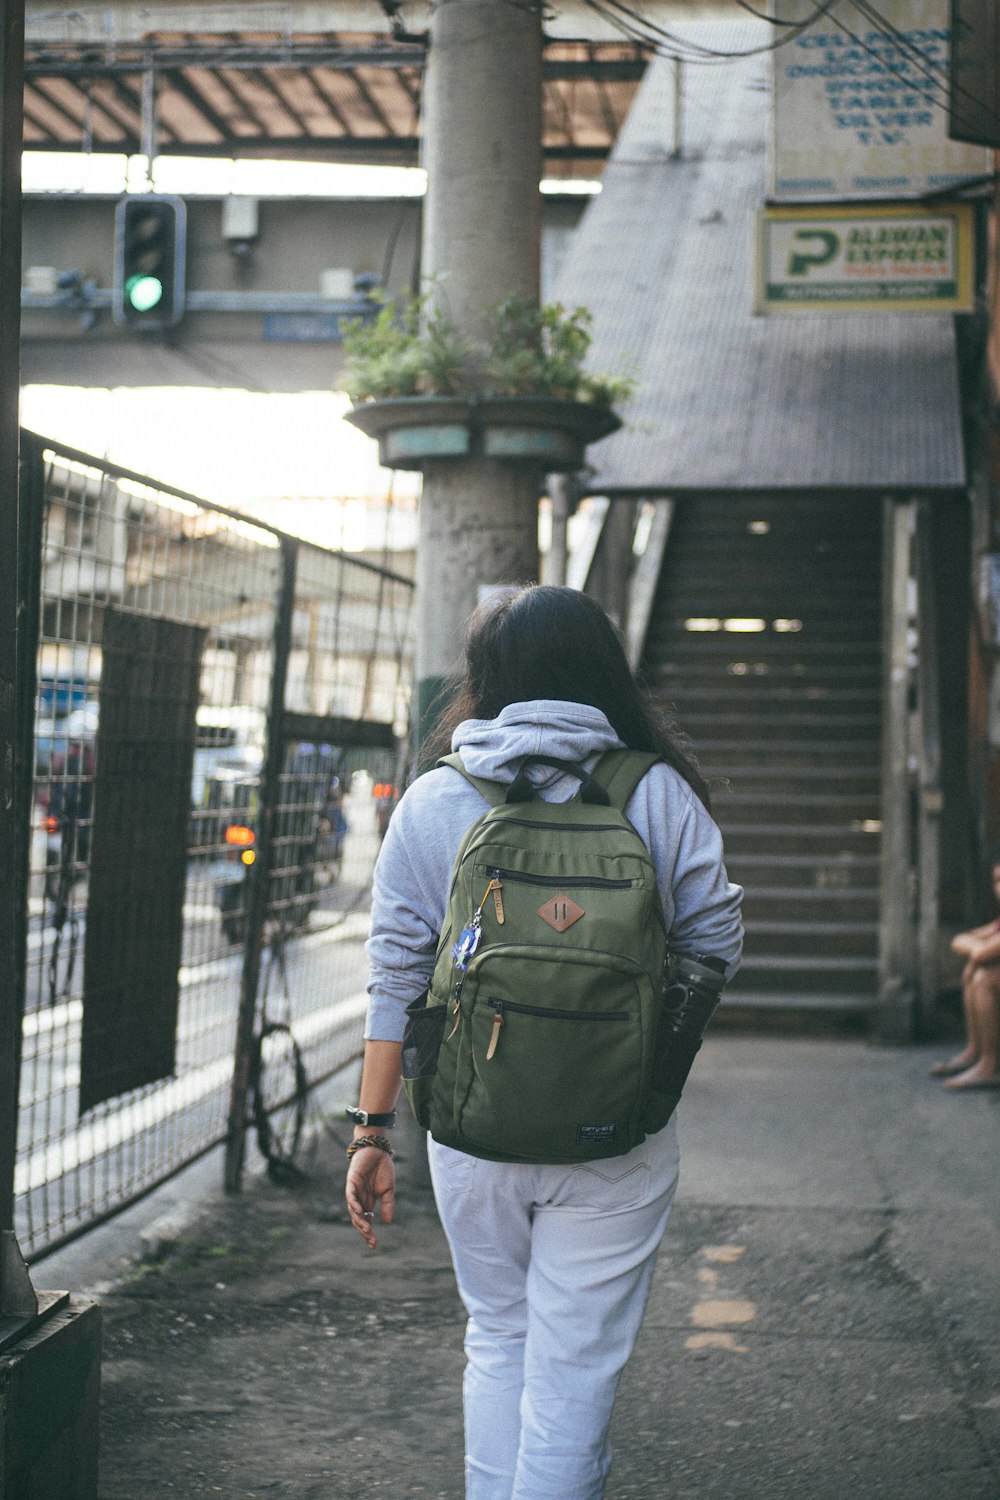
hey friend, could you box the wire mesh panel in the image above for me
[262,543,414,1101]
[16,440,413,1259]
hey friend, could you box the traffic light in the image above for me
[113,195,186,330]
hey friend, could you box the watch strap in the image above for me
[346,1105,397,1128]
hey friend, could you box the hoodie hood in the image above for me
[452,699,624,786]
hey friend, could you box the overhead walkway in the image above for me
[556,24,966,1021]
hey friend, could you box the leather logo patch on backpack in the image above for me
[538,895,584,932]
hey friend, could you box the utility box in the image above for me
[0,1300,101,1500]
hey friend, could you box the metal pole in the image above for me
[915,497,942,1033]
[0,0,26,1242]
[672,57,683,159]
[141,63,156,184]
[416,0,543,742]
[879,496,917,1042]
[546,475,572,587]
[224,537,298,1193]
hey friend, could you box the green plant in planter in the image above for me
[342,296,470,401]
[484,297,592,399]
[342,292,633,410]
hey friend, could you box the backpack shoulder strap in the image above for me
[436,752,507,808]
[591,749,660,810]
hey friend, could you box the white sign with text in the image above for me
[771,0,989,200]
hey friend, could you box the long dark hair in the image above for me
[423,585,711,809]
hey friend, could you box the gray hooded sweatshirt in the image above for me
[365,699,743,1042]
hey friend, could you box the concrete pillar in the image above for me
[416,0,543,734]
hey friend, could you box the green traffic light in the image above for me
[125,274,164,313]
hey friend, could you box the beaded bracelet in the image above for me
[346,1134,394,1161]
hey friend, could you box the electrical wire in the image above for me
[852,0,992,131]
[822,0,991,135]
[589,0,995,138]
[582,0,845,63]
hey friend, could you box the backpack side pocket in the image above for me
[402,992,447,1128]
[640,989,681,1134]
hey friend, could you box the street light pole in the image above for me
[415,0,544,738]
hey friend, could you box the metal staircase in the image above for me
[642,496,883,1011]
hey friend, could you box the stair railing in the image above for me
[879,496,943,1040]
[914,497,943,1028]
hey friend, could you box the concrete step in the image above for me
[718,987,880,1012]
[667,688,882,713]
[720,824,881,857]
[723,851,879,880]
[740,886,880,923]
[732,952,881,995]
[712,794,880,826]
[743,920,879,959]
[654,663,883,686]
[682,712,881,739]
[697,741,880,770]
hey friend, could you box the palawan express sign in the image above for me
[755,201,974,313]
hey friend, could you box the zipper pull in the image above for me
[446,998,462,1042]
[492,876,505,926]
[486,1001,505,1061]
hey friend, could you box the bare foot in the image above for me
[942,1060,1000,1090]
[930,1050,978,1077]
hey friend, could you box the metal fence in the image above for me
[14,430,413,1260]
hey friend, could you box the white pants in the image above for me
[428,1118,681,1500]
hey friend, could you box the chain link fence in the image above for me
[14,431,413,1260]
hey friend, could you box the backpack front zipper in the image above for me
[485,996,629,1060]
[489,866,634,890]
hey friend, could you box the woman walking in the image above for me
[346,585,743,1500]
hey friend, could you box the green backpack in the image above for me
[402,749,680,1164]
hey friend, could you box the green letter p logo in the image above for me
[787,230,839,277]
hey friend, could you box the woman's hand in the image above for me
[346,1146,396,1250]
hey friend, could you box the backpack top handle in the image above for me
[505,756,611,806]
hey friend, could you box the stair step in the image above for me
[655,665,883,685]
[740,886,879,923]
[666,687,882,707]
[682,714,881,739]
[732,954,880,994]
[720,989,880,1013]
[668,696,881,720]
[746,918,879,936]
[703,764,880,782]
[744,923,879,959]
[645,637,880,658]
[697,741,880,770]
[722,828,880,858]
[724,851,879,873]
[714,798,879,827]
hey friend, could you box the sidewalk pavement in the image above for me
[37,1033,1000,1500]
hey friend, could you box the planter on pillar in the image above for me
[345,395,620,473]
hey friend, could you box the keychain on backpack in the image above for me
[451,878,503,971]
[451,913,482,972]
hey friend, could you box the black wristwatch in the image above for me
[345,1106,397,1128]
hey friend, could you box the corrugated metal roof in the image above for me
[558,26,966,493]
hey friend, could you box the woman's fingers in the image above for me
[345,1153,395,1248]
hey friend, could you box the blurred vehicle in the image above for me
[208,748,347,945]
[35,700,99,778]
[190,706,266,852]
[38,709,98,905]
